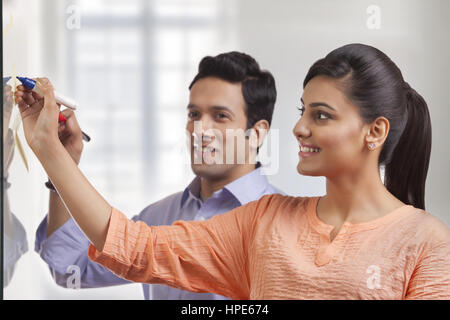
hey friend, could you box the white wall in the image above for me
[237,0,450,223]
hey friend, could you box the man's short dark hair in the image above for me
[189,51,277,129]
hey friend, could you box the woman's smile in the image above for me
[298,141,321,158]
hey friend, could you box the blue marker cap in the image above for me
[16,76,37,90]
[3,76,11,85]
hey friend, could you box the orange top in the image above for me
[89,194,450,299]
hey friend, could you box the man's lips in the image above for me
[192,144,220,158]
[193,144,219,151]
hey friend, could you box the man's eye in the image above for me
[215,113,228,119]
[188,111,199,118]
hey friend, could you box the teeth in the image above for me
[194,145,215,152]
[300,146,320,153]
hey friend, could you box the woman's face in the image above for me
[293,75,369,178]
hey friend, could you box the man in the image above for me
[34,51,282,299]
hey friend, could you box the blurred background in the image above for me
[3,0,449,299]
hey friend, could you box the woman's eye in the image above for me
[317,112,330,120]
[297,106,330,120]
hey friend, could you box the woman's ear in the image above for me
[365,116,390,149]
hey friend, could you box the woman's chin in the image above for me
[297,162,305,174]
[297,162,320,176]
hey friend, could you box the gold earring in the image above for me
[368,143,375,150]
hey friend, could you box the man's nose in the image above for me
[192,117,216,143]
[200,115,215,131]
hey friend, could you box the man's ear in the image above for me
[246,119,269,149]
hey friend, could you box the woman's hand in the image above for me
[14,78,66,159]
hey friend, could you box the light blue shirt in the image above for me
[35,164,282,299]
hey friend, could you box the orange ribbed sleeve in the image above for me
[88,202,258,299]
[405,219,450,299]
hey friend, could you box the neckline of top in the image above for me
[306,196,415,234]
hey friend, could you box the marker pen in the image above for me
[58,113,91,142]
[16,76,79,110]
[16,76,90,142]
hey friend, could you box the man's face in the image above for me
[186,76,251,180]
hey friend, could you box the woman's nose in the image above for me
[293,117,310,139]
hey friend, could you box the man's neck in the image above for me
[200,163,257,200]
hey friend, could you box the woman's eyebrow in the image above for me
[300,98,336,111]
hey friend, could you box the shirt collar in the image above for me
[180,162,270,207]
[181,176,202,206]
[222,162,270,205]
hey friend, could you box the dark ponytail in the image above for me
[384,84,432,210]
[304,44,432,210]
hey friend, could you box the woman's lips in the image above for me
[298,142,321,158]
[298,150,320,158]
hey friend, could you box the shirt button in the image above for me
[315,245,332,267]
[315,253,331,267]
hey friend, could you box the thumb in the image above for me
[60,108,75,120]
[35,77,59,117]
[62,109,82,136]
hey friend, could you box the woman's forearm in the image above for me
[36,142,112,250]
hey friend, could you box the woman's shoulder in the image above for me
[252,193,317,213]
[402,207,450,247]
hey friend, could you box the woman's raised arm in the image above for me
[15,77,257,299]
[15,77,112,250]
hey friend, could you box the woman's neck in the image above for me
[320,165,405,225]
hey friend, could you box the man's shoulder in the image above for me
[263,183,286,196]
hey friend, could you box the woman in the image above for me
[15,43,449,299]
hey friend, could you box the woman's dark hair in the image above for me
[189,51,277,129]
[303,43,432,210]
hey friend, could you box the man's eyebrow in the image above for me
[300,98,336,111]
[187,104,236,117]
[211,106,235,117]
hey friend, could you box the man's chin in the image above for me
[191,162,232,179]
